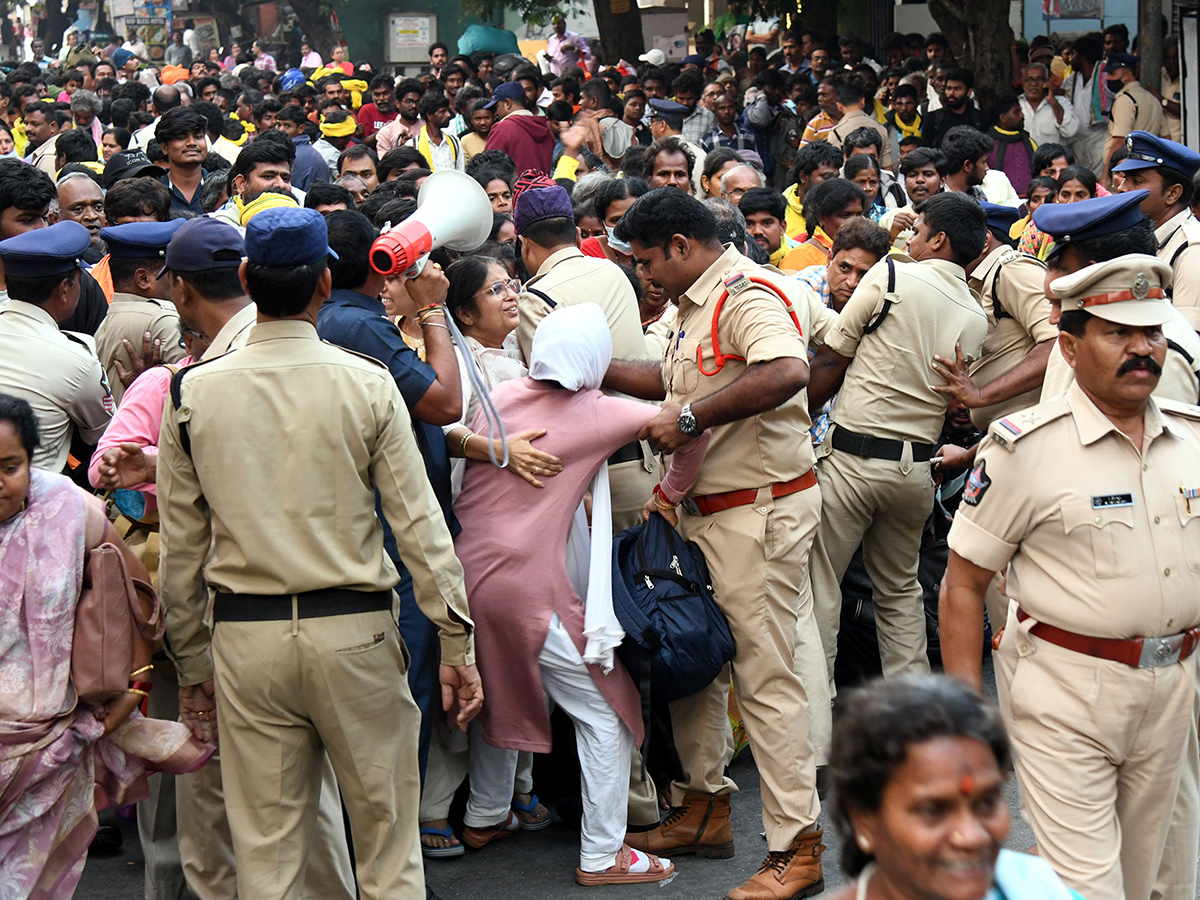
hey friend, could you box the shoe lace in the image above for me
[661,804,689,827]
[758,845,798,876]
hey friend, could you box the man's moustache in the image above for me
[1117,355,1163,377]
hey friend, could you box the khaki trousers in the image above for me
[995,607,1197,900]
[212,609,423,900]
[608,446,656,533]
[669,486,822,850]
[810,445,935,694]
[1150,696,1200,900]
[141,661,354,900]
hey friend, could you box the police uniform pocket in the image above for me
[1177,495,1200,573]
[1060,501,1137,579]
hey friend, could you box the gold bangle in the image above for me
[459,431,474,456]
[126,688,150,699]
[653,493,676,510]
[130,664,154,678]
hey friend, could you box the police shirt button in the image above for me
[1165,568,1171,576]
[1095,516,1102,525]
[1168,619,1175,628]
[760,506,768,512]
[1144,464,1149,471]
[1154,516,1161,524]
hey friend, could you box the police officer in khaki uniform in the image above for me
[806,193,988,688]
[605,188,825,900]
[158,208,482,900]
[1114,131,1200,333]
[1102,54,1168,181]
[1034,192,1200,405]
[931,202,1057,430]
[942,254,1200,900]
[0,220,111,472]
[93,220,188,405]
[514,183,657,534]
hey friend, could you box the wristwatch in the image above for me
[677,403,700,436]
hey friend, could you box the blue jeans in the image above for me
[396,566,440,783]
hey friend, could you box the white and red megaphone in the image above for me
[369,170,494,277]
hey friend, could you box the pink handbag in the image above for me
[72,519,165,705]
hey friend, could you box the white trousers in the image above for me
[420,719,535,822]
[466,614,634,871]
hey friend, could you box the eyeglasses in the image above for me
[478,278,520,299]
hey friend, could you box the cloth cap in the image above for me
[484,81,526,110]
[638,49,667,67]
[239,191,300,227]
[512,169,556,204]
[102,150,167,189]
[980,201,1021,234]
[682,54,706,67]
[0,221,90,277]
[647,98,687,128]
[1103,52,1139,72]
[244,207,338,267]
[514,185,574,235]
[162,217,245,276]
[528,302,612,390]
[1113,131,1200,179]
[1051,253,1173,326]
[99,219,187,260]
[112,48,134,69]
[280,68,306,92]
[1033,190,1149,246]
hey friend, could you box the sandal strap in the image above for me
[420,824,456,839]
[511,793,542,813]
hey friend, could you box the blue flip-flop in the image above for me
[420,823,465,858]
[511,793,553,831]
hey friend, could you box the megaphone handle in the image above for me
[405,254,430,280]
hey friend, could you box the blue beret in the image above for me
[1032,190,1150,245]
[514,185,574,235]
[244,208,338,267]
[99,219,187,260]
[1113,131,1200,179]
[1103,52,1139,72]
[0,221,90,277]
[979,202,1021,234]
[648,98,688,122]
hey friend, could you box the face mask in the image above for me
[1106,78,1124,95]
[606,226,632,255]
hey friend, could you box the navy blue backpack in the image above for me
[611,513,736,706]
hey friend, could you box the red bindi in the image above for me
[960,774,974,796]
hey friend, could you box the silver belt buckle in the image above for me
[680,497,701,517]
[1137,633,1185,668]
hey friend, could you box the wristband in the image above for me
[460,431,475,456]
[652,484,677,509]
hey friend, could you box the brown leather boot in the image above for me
[724,827,825,900]
[624,792,734,858]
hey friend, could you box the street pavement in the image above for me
[68,657,1120,900]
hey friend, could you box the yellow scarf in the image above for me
[320,116,357,138]
[782,184,805,239]
[893,111,921,139]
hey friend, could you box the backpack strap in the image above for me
[863,257,897,334]
[989,250,1034,321]
[169,365,193,459]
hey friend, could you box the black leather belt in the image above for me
[831,427,934,462]
[213,589,392,621]
[608,440,643,466]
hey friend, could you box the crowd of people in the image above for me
[1,17,1199,900]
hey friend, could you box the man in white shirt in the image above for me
[1018,63,1079,149]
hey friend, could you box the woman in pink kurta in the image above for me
[453,304,707,884]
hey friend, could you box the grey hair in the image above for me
[570,172,612,209]
[1023,62,1050,79]
[50,170,101,214]
[70,90,102,114]
[719,164,765,195]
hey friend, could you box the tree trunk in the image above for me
[926,0,1014,115]
[592,0,644,67]
[289,0,340,61]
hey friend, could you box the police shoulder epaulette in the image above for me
[61,329,97,353]
[1156,397,1200,422]
[986,398,1072,450]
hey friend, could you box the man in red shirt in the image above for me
[484,82,555,176]
[357,74,400,149]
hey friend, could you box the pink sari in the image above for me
[0,469,212,899]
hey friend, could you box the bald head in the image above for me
[152,85,182,117]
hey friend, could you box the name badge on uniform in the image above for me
[1092,494,1134,509]
[723,273,750,295]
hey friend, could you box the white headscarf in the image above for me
[529,304,624,672]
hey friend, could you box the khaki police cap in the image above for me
[1050,253,1173,328]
